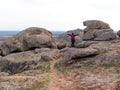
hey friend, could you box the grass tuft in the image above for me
[54,60,74,73]
[26,77,50,90]
[99,61,120,68]
[35,61,51,73]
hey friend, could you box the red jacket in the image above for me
[71,35,75,40]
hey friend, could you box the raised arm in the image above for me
[67,34,71,36]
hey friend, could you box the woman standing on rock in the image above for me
[67,33,78,47]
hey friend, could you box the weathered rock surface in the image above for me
[76,41,98,48]
[0,48,60,74]
[0,25,120,89]
[67,75,120,90]
[83,20,111,29]
[0,27,57,56]
[83,20,117,41]
[89,40,120,63]
[0,40,120,90]
[55,28,83,48]
[60,47,99,60]
[94,29,117,41]
[117,30,120,37]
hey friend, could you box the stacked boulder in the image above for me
[83,20,117,41]
[55,28,83,49]
[0,27,57,56]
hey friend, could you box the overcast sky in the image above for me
[0,0,120,31]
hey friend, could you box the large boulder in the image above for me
[0,48,60,74]
[83,20,110,29]
[94,29,117,41]
[0,27,57,55]
[60,47,99,60]
[89,41,120,63]
[55,28,83,48]
[76,41,99,48]
[83,20,117,41]
[82,28,97,40]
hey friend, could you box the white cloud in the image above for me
[0,0,120,31]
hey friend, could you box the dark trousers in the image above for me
[71,40,75,47]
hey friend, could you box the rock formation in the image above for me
[0,21,120,89]
[0,48,60,74]
[55,28,83,48]
[0,27,57,55]
[60,47,99,60]
[83,20,110,29]
[83,20,117,41]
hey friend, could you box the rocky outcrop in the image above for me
[0,27,57,56]
[94,29,117,40]
[0,23,120,89]
[89,40,120,63]
[0,56,9,73]
[68,75,120,90]
[0,48,60,74]
[83,20,110,29]
[55,28,83,48]
[76,41,98,48]
[117,30,120,37]
[83,20,117,41]
[60,47,99,60]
